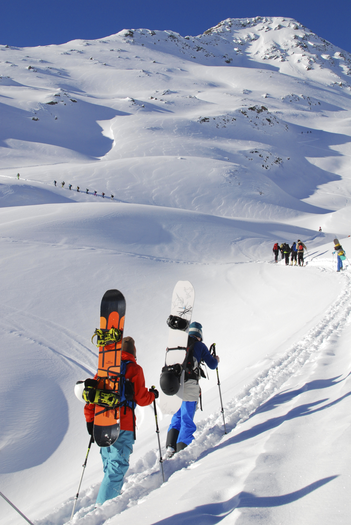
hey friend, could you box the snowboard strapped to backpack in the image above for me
[334,241,345,258]
[75,358,137,439]
[82,360,135,412]
[160,336,204,396]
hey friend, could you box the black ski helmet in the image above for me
[160,365,181,396]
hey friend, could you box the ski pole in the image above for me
[70,435,94,521]
[152,394,165,483]
[210,343,227,434]
[0,491,34,525]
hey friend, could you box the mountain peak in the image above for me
[195,16,351,80]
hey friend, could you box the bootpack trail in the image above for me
[37,267,351,525]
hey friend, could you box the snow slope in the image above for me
[0,16,351,525]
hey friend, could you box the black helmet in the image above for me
[160,364,181,396]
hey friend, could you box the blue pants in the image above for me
[96,430,134,504]
[168,401,197,446]
[337,255,343,272]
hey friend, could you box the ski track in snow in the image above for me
[0,235,259,267]
[35,266,351,525]
[0,304,97,374]
[0,235,206,265]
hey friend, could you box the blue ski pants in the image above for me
[337,255,343,272]
[96,430,134,504]
[168,401,197,446]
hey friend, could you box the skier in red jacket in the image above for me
[84,336,157,505]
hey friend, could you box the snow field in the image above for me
[1,15,351,525]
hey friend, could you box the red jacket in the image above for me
[84,351,155,432]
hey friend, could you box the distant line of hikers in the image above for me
[273,241,307,266]
[54,180,114,200]
[16,174,114,199]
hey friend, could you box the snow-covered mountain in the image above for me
[1,17,351,525]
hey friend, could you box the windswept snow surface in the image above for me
[1,16,351,525]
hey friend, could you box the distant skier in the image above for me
[272,242,279,263]
[102,192,105,198]
[16,173,20,180]
[84,337,157,505]
[290,242,297,266]
[77,186,80,192]
[68,184,72,190]
[111,194,114,200]
[333,238,346,272]
[54,180,57,187]
[94,191,97,196]
[165,322,219,457]
[61,181,65,188]
[297,240,307,266]
[86,188,89,194]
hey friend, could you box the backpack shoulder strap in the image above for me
[182,337,200,381]
[182,337,196,365]
[120,360,136,406]
[121,359,136,439]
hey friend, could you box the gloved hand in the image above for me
[149,386,159,399]
[86,421,94,442]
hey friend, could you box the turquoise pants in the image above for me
[96,430,134,504]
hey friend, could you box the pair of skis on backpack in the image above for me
[75,281,195,447]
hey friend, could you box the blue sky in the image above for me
[2,0,351,53]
